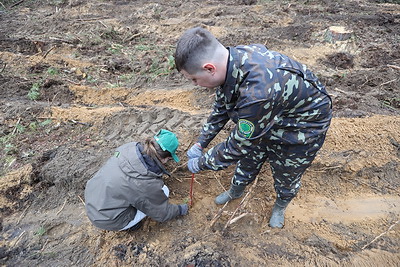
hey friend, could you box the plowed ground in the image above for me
[0,0,399,266]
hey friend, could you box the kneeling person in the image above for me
[84,129,188,231]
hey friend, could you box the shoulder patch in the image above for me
[238,119,255,138]
[114,151,120,158]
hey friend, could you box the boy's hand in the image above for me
[188,158,201,173]
[187,143,202,159]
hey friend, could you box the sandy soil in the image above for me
[0,0,399,266]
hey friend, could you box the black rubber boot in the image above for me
[269,198,290,228]
[215,184,246,205]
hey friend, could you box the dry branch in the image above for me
[42,46,55,59]
[171,175,183,183]
[309,165,342,173]
[98,20,108,28]
[56,199,67,215]
[64,79,81,85]
[213,173,227,192]
[184,176,201,185]
[223,177,258,230]
[10,0,24,8]
[332,87,349,95]
[0,63,6,73]
[387,64,400,71]
[209,201,229,228]
[228,212,250,225]
[11,231,26,248]
[40,239,50,252]
[361,220,399,250]
[16,203,31,225]
[77,195,85,206]
[170,161,187,174]
[124,32,141,42]
[379,78,398,87]
[76,17,110,22]
[11,118,21,135]
[223,191,251,230]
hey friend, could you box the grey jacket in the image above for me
[84,142,181,231]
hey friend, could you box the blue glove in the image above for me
[187,143,202,159]
[188,157,201,173]
[178,204,189,216]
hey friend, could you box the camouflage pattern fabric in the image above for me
[196,44,332,201]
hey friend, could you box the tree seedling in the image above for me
[34,226,46,236]
[28,83,41,101]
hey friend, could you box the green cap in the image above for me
[154,129,180,162]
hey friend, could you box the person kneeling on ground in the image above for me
[84,129,188,231]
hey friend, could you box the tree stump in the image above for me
[324,26,353,43]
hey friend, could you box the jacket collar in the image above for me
[220,46,241,103]
[137,143,171,177]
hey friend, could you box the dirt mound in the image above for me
[0,0,399,266]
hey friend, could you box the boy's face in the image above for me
[181,67,225,89]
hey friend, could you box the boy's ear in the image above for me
[202,63,216,74]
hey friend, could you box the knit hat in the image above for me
[154,129,180,162]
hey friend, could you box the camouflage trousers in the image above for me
[232,133,328,202]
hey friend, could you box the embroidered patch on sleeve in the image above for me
[114,151,120,158]
[238,119,255,138]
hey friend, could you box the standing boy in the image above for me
[175,27,332,228]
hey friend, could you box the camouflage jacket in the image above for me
[197,44,332,171]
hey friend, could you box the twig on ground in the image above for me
[16,203,31,225]
[223,177,258,230]
[10,0,24,8]
[51,92,60,103]
[98,20,108,28]
[361,220,399,250]
[213,173,227,192]
[184,176,201,185]
[11,231,26,248]
[170,161,187,174]
[77,195,85,206]
[11,118,21,135]
[333,87,349,95]
[0,63,6,73]
[76,17,110,22]
[0,1,6,9]
[171,174,183,182]
[209,201,229,228]
[40,239,50,252]
[360,76,370,88]
[228,213,252,225]
[223,191,251,230]
[37,116,56,120]
[48,37,75,44]
[42,46,55,59]
[124,32,141,42]
[69,119,92,126]
[387,64,400,71]
[56,199,67,215]
[309,165,342,172]
[379,78,398,87]
[354,179,389,193]
[64,79,81,85]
